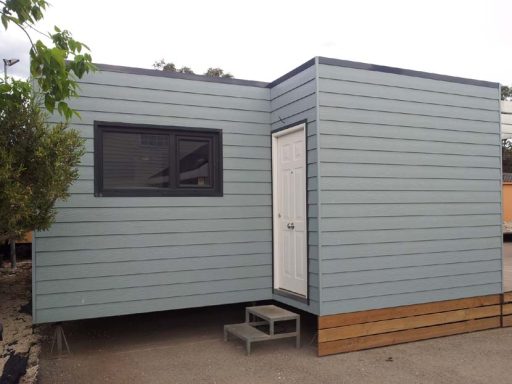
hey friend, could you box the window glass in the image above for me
[102,131,169,189]
[95,123,222,197]
[178,139,211,187]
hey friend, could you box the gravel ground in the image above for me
[37,303,512,384]
[0,262,41,384]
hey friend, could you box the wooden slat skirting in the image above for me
[502,291,512,328]
[503,316,512,327]
[318,294,502,356]
[318,295,500,329]
[319,317,500,356]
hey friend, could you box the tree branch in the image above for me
[26,22,50,39]
[11,19,35,49]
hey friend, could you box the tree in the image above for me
[1,0,95,119]
[153,59,194,74]
[503,138,512,173]
[205,67,233,78]
[153,59,177,72]
[0,80,84,264]
[178,66,194,75]
[153,59,233,78]
[503,85,512,101]
[1,0,91,268]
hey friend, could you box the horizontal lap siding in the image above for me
[270,64,320,313]
[317,63,502,316]
[34,71,272,323]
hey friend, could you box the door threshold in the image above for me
[273,288,308,304]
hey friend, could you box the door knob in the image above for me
[287,222,295,230]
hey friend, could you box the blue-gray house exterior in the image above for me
[33,57,502,325]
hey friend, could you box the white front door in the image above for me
[272,123,307,297]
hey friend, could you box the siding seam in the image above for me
[499,88,504,294]
[315,57,323,315]
[32,233,37,323]
[321,106,499,124]
[317,77,499,101]
[319,89,498,112]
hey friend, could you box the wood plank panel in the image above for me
[502,303,512,316]
[503,292,512,303]
[318,317,500,356]
[318,305,500,342]
[318,295,500,329]
[502,315,512,327]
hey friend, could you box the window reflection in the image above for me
[178,139,211,186]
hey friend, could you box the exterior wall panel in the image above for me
[33,58,502,323]
[34,69,273,323]
[270,63,320,313]
[317,62,502,316]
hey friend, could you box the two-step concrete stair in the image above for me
[224,305,300,355]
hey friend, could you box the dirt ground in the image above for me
[0,262,40,384]
[36,301,512,384]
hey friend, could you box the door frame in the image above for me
[271,119,309,302]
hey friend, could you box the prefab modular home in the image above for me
[33,57,504,355]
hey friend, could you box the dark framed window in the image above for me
[94,121,223,197]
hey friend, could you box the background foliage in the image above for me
[153,59,233,78]
[1,0,95,119]
[0,80,84,242]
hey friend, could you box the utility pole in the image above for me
[3,58,20,81]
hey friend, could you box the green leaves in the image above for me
[503,85,512,101]
[0,80,85,241]
[2,0,95,120]
[1,13,13,29]
[153,59,234,78]
[1,0,90,240]
[205,67,233,78]
[28,28,95,118]
[2,0,47,25]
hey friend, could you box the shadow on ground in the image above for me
[37,300,512,384]
[39,302,318,355]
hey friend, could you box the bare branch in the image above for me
[26,22,50,39]
[11,19,35,48]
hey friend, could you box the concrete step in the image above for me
[247,305,299,322]
[224,305,301,355]
[224,323,270,342]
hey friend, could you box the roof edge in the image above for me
[318,57,499,89]
[93,63,270,88]
[93,57,500,90]
[266,58,316,88]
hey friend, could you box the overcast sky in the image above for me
[1,0,511,85]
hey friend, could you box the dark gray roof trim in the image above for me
[94,57,499,90]
[266,58,316,88]
[94,63,270,88]
[318,57,499,89]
